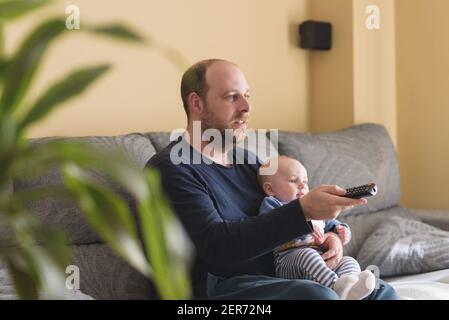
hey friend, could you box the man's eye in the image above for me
[226,95,236,102]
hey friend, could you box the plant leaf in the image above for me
[0,0,51,20]
[0,18,66,114]
[0,114,18,185]
[88,24,146,43]
[138,169,192,299]
[26,246,69,299]
[7,201,73,299]
[0,21,4,59]
[5,253,39,300]
[62,163,151,278]
[11,186,72,209]
[0,57,7,78]
[18,64,111,132]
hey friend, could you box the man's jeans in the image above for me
[207,274,399,300]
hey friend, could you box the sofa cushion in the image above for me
[145,132,171,152]
[273,123,400,216]
[11,133,157,245]
[72,243,152,299]
[0,262,15,300]
[0,181,14,240]
[339,206,415,258]
[356,215,449,277]
[0,244,150,300]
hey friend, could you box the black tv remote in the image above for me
[344,183,378,199]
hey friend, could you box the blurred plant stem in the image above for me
[0,21,4,58]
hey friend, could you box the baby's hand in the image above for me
[336,225,351,245]
[312,223,325,245]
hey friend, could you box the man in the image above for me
[146,59,398,299]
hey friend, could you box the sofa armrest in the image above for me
[408,208,449,231]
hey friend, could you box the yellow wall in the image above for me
[353,0,396,144]
[4,0,309,137]
[396,0,449,210]
[308,0,397,144]
[308,0,355,133]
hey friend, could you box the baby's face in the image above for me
[265,158,309,202]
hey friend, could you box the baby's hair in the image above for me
[257,155,301,186]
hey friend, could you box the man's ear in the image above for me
[263,181,275,196]
[187,92,204,116]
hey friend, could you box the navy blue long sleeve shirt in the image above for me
[146,138,313,297]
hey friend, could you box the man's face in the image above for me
[200,62,251,143]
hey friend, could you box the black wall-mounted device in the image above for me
[299,20,332,50]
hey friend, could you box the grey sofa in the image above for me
[2,123,449,299]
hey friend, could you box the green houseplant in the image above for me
[0,0,192,299]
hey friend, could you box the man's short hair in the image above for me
[180,59,234,119]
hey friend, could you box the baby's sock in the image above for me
[333,275,358,300]
[346,270,376,300]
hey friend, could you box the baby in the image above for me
[258,155,375,300]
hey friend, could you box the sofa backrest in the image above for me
[274,123,400,216]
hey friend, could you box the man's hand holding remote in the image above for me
[299,185,367,221]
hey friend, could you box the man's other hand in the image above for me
[320,232,344,269]
[299,185,367,221]
[311,222,325,245]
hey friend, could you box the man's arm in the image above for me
[154,161,312,268]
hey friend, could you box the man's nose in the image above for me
[238,96,251,113]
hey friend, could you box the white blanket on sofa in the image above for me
[391,281,449,300]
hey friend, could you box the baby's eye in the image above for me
[289,178,297,183]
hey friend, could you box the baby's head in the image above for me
[258,156,309,202]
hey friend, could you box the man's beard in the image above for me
[201,107,247,148]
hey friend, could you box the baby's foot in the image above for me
[333,274,358,300]
[346,270,376,300]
